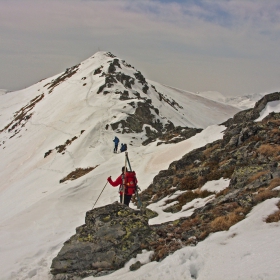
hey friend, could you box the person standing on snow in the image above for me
[113,136,119,153]
[120,143,127,152]
[107,166,137,206]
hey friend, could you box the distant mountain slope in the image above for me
[196,90,266,110]
[195,90,227,103]
[153,84,239,128]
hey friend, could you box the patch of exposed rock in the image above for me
[59,166,97,183]
[0,94,44,139]
[111,100,164,134]
[143,126,203,146]
[51,203,158,279]
[222,91,280,126]
[111,99,202,143]
[45,64,80,94]
[44,130,85,158]
[94,54,198,142]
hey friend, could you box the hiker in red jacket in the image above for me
[107,166,137,206]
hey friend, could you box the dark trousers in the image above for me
[120,194,132,206]
[114,144,118,152]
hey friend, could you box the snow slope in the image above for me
[0,51,279,279]
[149,83,239,128]
[196,90,266,110]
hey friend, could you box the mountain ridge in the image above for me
[0,51,240,137]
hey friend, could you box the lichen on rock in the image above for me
[50,202,158,279]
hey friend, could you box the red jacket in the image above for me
[107,173,137,195]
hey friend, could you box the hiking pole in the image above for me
[92,181,108,209]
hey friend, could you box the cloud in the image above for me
[0,0,279,95]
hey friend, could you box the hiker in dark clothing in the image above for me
[120,143,125,153]
[123,143,127,152]
[120,143,127,152]
[107,166,137,206]
[113,136,119,153]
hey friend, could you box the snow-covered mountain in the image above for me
[0,51,241,219]
[195,90,266,110]
[0,51,279,280]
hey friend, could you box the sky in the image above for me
[1,0,280,96]
[0,52,280,279]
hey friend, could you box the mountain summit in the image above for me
[0,51,239,145]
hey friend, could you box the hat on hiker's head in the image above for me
[122,166,126,172]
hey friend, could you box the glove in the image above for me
[107,176,111,181]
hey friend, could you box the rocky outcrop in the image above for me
[0,93,44,139]
[138,93,280,261]
[111,100,202,143]
[223,91,280,126]
[51,202,158,279]
[93,53,203,142]
[155,126,203,146]
[140,93,280,206]
[45,64,80,94]
[110,100,163,134]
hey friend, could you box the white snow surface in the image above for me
[197,90,267,110]
[0,51,279,280]
[200,177,230,193]
[255,100,280,122]
[196,91,227,103]
[147,83,239,128]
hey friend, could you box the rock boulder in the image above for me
[51,202,158,279]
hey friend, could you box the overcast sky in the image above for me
[0,0,280,97]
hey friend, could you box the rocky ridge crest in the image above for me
[51,203,158,279]
[139,92,280,260]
